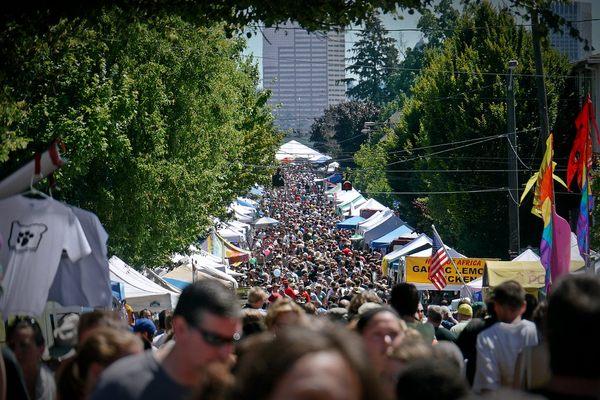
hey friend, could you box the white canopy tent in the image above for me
[163,264,235,290]
[217,227,245,244]
[276,140,331,163]
[334,188,362,205]
[109,256,179,312]
[227,220,251,234]
[254,217,279,227]
[351,198,388,216]
[338,195,367,214]
[512,233,585,272]
[357,210,392,235]
[383,234,464,267]
[362,213,404,245]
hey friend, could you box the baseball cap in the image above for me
[133,318,157,336]
[457,304,473,317]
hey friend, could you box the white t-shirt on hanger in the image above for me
[0,195,91,317]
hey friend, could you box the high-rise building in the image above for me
[550,0,592,62]
[263,24,345,134]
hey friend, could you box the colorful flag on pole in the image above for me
[521,134,571,292]
[567,96,598,259]
[551,209,571,283]
[428,228,449,291]
[567,96,598,190]
[577,163,592,257]
[537,135,555,292]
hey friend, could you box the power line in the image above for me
[255,55,589,80]
[362,187,509,195]
[387,135,506,166]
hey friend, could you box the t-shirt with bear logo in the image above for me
[0,195,91,317]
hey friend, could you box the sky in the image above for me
[241,1,600,87]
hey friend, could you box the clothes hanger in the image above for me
[21,173,52,199]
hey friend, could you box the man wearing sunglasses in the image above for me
[92,280,241,400]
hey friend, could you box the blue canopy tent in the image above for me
[325,172,343,184]
[336,215,365,230]
[236,199,255,208]
[370,224,416,249]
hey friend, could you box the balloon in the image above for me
[249,257,257,265]
[273,268,281,278]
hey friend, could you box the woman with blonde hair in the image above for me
[265,298,307,332]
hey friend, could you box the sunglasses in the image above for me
[192,325,241,347]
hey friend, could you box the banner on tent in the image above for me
[405,257,485,285]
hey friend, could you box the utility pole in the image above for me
[531,9,551,140]
[507,60,520,259]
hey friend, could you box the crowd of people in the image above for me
[1,164,599,400]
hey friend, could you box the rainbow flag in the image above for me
[577,164,592,257]
[521,134,570,292]
[537,135,555,292]
[208,231,250,264]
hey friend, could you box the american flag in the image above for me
[428,228,449,290]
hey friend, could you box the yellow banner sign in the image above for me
[405,257,485,285]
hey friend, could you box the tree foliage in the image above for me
[345,14,400,106]
[357,1,571,258]
[309,101,379,166]
[387,0,459,101]
[0,8,282,267]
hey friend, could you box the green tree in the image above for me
[0,8,281,267]
[387,0,460,101]
[309,101,379,166]
[362,2,570,258]
[345,14,400,106]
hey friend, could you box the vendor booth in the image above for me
[352,198,388,218]
[109,256,179,312]
[483,261,546,292]
[336,215,366,230]
[370,225,418,251]
[362,212,405,246]
[276,140,331,163]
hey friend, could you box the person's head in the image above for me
[395,359,468,400]
[133,318,157,349]
[491,280,526,323]
[7,316,45,375]
[431,341,465,377]
[547,274,600,379]
[390,283,419,318]
[57,327,143,399]
[265,297,307,332]
[172,280,241,367]
[241,309,266,338]
[140,309,152,319]
[247,287,268,309]
[440,305,451,319]
[157,309,173,331]
[356,307,406,373]
[456,304,473,322]
[302,302,317,315]
[426,305,442,327]
[348,290,382,319]
[234,325,383,400]
[415,303,425,321]
[77,310,127,344]
[531,301,547,341]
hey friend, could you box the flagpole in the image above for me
[431,225,472,298]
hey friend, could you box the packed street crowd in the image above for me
[3,164,599,400]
